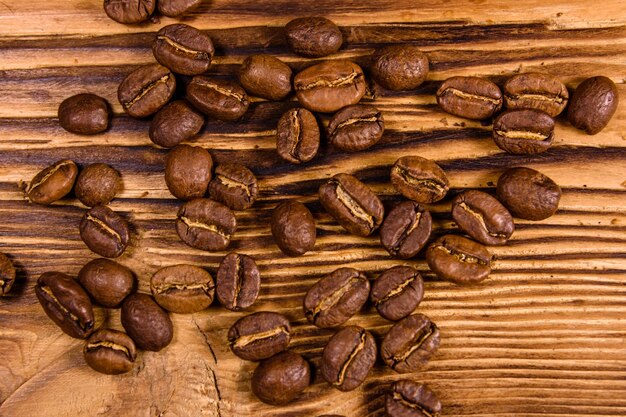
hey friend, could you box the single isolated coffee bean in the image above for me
[503,72,569,117]
[35,272,95,339]
[386,380,443,417]
[276,107,320,164]
[27,159,78,205]
[271,200,316,256]
[451,190,514,245]
[228,311,291,361]
[103,0,155,24]
[208,163,258,210]
[285,16,343,58]
[118,64,176,118]
[78,258,135,308]
[149,100,205,148]
[320,326,376,392]
[176,198,237,251]
[151,264,215,314]
[492,109,555,154]
[371,266,424,321]
[58,93,109,135]
[216,252,260,311]
[239,55,293,101]
[436,76,503,120]
[251,351,311,405]
[84,329,137,375]
[319,173,384,237]
[153,24,214,76]
[567,76,619,135]
[75,163,122,207]
[121,293,173,351]
[165,144,213,201]
[391,156,449,204]
[79,206,130,258]
[303,267,370,328]
[0,253,16,295]
[327,105,384,152]
[380,201,432,259]
[426,234,492,284]
[158,0,202,17]
[497,167,561,220]
[294,60,366,113]
[371,45,429,91]
[187,76,249,121]
[381,313,441,373]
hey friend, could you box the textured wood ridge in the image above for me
[0,1,625,416]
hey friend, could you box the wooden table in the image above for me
[0,1,625,416]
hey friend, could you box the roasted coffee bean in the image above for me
[208,163,258,210]
[79,206,130,258]
[285,16,342,57]
[153,24,214,76]
[380,201,432,259]
[251,351,311,405]
[391,156,449,204]
[276,108,320,164]
[239,54,293,101]
[451,190,514,245]
[386,380,442,417]
[27,159,78,205]
[371,266,424,321]
[58,93,109,135]
[381,313,440,373]
[436,76,503,120]
[84,329,137,375]
[158,0,202,17]
[497,167,561,220]
[186,76,249,121]
[216,252,260,311]
[492,109,554,154]
[271,200,316,256]
[303,267,370,328]
[426,234,492,284]
[371,45,429,91]
[176,198,237,251]
[151,264,214,314]
[35,272,95,339]
[149,100,205,148]
[228,312,291,361]
[0,253,15,295]
[165,144,213,200]
[568,76,619,135]
[78,258,135,308]
[318,173,384,237]
[294,60,366,113]
[328,105,384,152]
[503,72,569,117]
[75,163,122,207]
[118,64,176,118]
[103,0,155,24]
[121,293,173,351]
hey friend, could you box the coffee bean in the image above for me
[78,258,135,308]
[276,108,320,164]
[436,76,503,120]
[0,253,15,296]
[216,252,260,311]
[303,267,370,328]
[371,266,424,321]
[149,100,205,148]
[503,72,569,117]
[158,0,202,17]
[294,60,366,113]
[451,190,514,245]
[285,17,342,57]
[228,312,291,361]
[380,201,432,259]
[239,54,293,101]
[381,313,440,373]
[121,293,173,351]
[118,64,176,118]
[328,105,384,152]
[27,159,78,205]
[426,234,492,284]
[58,93,109,135]
[153,24,214,76]
[497,167,561,220]
[75,163,122,207]
[251,351,311,405]
[391,156,449,204]
[103,0,155,24]
[386,380,442,417]
[319,173,384,237]
[271,200,316,256]
[208,163,258,210]
[176,198,237,251]
[151,264,214,314]
[568,76,619,135]
[492,109,555,154]
[84,329,137,375]
[79,206,130,258]
[187,76,249,121]
[371,45,429,91]
[35,272,95,339]
[165,144,213,201]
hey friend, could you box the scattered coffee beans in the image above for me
[497,167,561,220]
[276,108,320,164]
[151,264,215,314]
[386,380,442,417]
[78,258,135,308]
[176,198,237,251]
[380,201,432,259]
[153,24,214,76]
[27,159,78,205]
[79,205,130,258]
[121,293,173,351]
[285,16,342,57]
[492,109,555,154]
[165,144,213,201]
[58,93,109,135]
[158,0,202,17]
[391,156,449,204]
[0,253,15,295]
[503,72,569,117]
[568,76,619,135]
[327,105,384,152]
[75,163,122,207]
[187,76,249,121]
[436,76,503,120]
[426,234,492,284]
[451,190,514,245]
[216,252,260,311]
[149,100,205,148]
[228,311,291,361]
[239,54,293,101]
[118,64,176,118]
[371,45,429,91]
[252,351,311,405]
[271,200,316,256]
[381,313,440,373]
[104,0,155,24]
[208,163,258,210]
[84,329,137,375]
[371,265,424,321]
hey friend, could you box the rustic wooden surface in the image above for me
[0,1,625,416]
